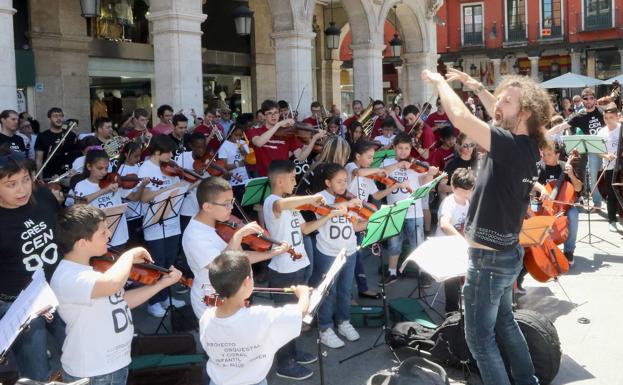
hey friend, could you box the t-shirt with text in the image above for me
[0,132,27,156]
[567,109,604,135]
[315,190,358,256]
[382,158,425,219]
[219,140,250,187]
[345,162,379,202]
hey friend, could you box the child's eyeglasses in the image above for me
[461,143,476,149]
[211,198,235,209]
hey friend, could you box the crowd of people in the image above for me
[0,66,621,385]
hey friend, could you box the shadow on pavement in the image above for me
[551,354,596,385]
[517,287,575,322]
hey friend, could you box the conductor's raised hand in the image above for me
[421,70,445,85]
[445,68,481,91]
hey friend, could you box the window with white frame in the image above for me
[584,0,613,30]
[541,0,562,37]
[506,0,526,41]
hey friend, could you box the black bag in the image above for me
[128,333,205,385]
[366,356,450,385]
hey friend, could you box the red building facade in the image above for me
[436,0,623,88]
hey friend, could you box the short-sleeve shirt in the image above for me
[465,126,540,250]
[219,140,250,187]
[435,195,469,236]
[315,190,357,256]
[382,158,425,219]
[175,151,202,218]
[567,109,604,135]
[182,218,227,319]
[443,157,477,185]
[247,125,303,176]
[51,260,133,378]
[263,194,309,274]
[35,129,79,178]
[344,162,379,201]
[116,163,143,221]
[599,123,620,170]
[431,146,455,170]
[200,305,302,385]
[0,132,27,156]
[0,187,60,297]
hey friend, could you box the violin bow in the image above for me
[293,85,307,119]
[34,121,78,180]
[406,97,436,136]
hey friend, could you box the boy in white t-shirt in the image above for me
[382,133,438,285]
[51,205,181,385]
[182,176,289,319]
[264,160,331,380]
[373,119,397,150]
[598,104,622,232]
[435,168,474,313]
[200,251,310,385]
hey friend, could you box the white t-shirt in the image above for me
[345,162,379,201]
[200,304,302,385]
[383,158,424,219]
[599,123,620,170]
[117,163,143,221]
[315,190,357,256]
[219,140,250,187]
[175,151,201,217]
[373,135,395,147]
[50,260,133,378]
[71,156,85,173]
[138,160,182,241]
[435,194,469,236]
[263,194,309,274]
[182,218,228,319]
[74,179,129,247]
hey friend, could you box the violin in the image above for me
[160,160,204,183]
[99,172,164,189]
[522,208,569,282]
[203,287,292,307]
[274,122,323,142]
[192,152,242,182]
[296,203,357,223]
[368,172,413,193]
[90,253,193,287]
[409,159,431,173]
[335,193,378,220]
[215,215,303,261]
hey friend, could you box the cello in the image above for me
[522,208,569,282]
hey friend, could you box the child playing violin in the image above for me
[382,133,439,285]
[200,250,310,385]
[182,176,290,319]
[218,125,250,207]
[137,134,188,317]
[310,163,367,349]
[51,204,182,385]
[264,160,334,379]
[72,147,129,250]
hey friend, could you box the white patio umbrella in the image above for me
[605,74,623,84]
[540,72,606,89]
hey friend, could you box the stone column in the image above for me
[147,0,206,118]
[249,0,275,111]
[0,0,17,110]
[402,52,438,106]
[29,0,91,130]
[351,42,385,102]
[491,58,502,86]
[570,51,582,74]
[395,65,405,104]
[271,30,315,116]
[529,56,540,82]
[321,52,343,112]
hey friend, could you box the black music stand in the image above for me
[142,188,190,334]
[101,203,127,245]
[302,249,348,385]
[563,135,616,247]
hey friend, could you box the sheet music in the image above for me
[400,235,469,282]
[0,269,59,357]
[303,249,347,325]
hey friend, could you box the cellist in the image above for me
[532,140,583,266]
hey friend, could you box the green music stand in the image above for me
[361,199,414,248]
[241,177,272,206]
[372,149,396,168]
[410,172,447,200]
[562,135,607,155]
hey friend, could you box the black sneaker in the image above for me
[276,360,313,380]
[378,274,398,286]
[564,251,574,267]
[294,350,318,364]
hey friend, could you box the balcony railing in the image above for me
[505,25,527,42]
[581,11,613,31]
[539,22,563,38]
[462,31,484,46]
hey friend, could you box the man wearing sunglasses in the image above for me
[549,87,605,210]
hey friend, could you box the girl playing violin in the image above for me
[72,147,129,250]
[137,134,187,317]
[182,176,290,319]
[51,204,182,385]
[218,124,250,205]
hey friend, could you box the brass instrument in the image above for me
[357,98,376,137]
[103,133,130,160]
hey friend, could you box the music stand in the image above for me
[0,270,58,364]
[562,135,615,246]
[241,177,272,207]
[302,249,347,385]
[101,203,127,244]
[371,149,396,168]
[142,188,190,334]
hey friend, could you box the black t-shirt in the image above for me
[35,129,79,178]
[567,109,604,135]
[0,187,61,298]
[0,132,27,156]
[444,156,477,185]
[537,161,566,185]
[169,133,191,158]
[465,127,540,250]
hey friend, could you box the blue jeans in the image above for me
[463,245,538,385]
[268,267,307,369]
[303,234,315,284]
[64,366,128,385]
[564,206,579,254]
[386,217,424,256]
[354,232,369,293]
[313,249,357,331]
[146,235,180,304]
[0,301,65,381]
[588,153,603,206]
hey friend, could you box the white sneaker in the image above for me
[320,328,345,349]
[147,302,166,317]
[162,297,186,309]
[337,321,360,342]
[609,222,619,232]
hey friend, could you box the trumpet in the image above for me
[209,120,224,142]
